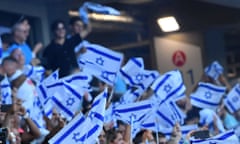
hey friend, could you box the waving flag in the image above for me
[37,70,59,106]
[48,113,86,144]
[190,130,238,144]
[75,88,107,143]
[78,43,123,86]
[120,88,144,104]
[23,65,45,84]
[49,88,107,144]
[204,61,223,80]
[79,2,120,24]
[51,82,85,120]
[151,70,186,102]
[191,82,226,110]
[224,84,240,113]
[120,57,159,90]
[1,76,12,104]
[114,99,153,124]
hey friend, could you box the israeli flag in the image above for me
[1,76,12,104]
[204,61,223,80]
[120,88,144,104]
[191,82,226,110]
[224,84,240,113]
[74,88,107,143]
[151,70,186,102]
[23,65,45,84]
[120,57,160,90]
[48,112,86,144]
[77,43,123,86]
[49,88,107,144]
[36,70,59,106]
[190,130,239,144]
[114,99,153,124]
[51,82,85,120]
[79,2,120,24]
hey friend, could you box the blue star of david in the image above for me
[72,132,81,142]
[163,84,172,93]
[205,91,212,99]
[232,96,239,102]
[66,97,75,106]
[96,57,104,66]
[135,74,143,82]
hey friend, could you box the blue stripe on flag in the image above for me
[226,100,236,112]
[26,65,34,77]
[54,116,85,143]
[119,69,135,85]
[63,83,82,100]
[39,85,47,99]
[79,125,99,141]
[51,97,74,117]
[199,84,225,92]
[191,96,219,106]
[116,104,152,113]
[141,123,155,128]
[46,82,64,89]
[92,99,101,108]
[93,113,104,122]
[156,110,174,127]
[65,76,89,83]
[131,58,142,67]
[33,119,41,128]
[1,84,10,88]
[169,102,181,120]
[87,47,121,61]
[235,87,240,95]
[154,74,171,93]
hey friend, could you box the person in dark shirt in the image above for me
[44,18,91,77]
[43,20,67,75]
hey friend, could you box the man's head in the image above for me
[2,57,18,76]
[12,23,28,43]
[69,17,84,35]
[10,47,25,66]
[51,20,66,39]
[1,33,12,50]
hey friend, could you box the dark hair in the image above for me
[17,15,29,24]
[107,129,121,143]
[69,17,82,26]
[1,33,13,45]
[1,56,18,65]
[51,20,66,32]
[185,106,201,123]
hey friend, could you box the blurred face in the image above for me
[112,132,124,144]
[98,130,106,144]
[72,20,84,35]
[51,108,60,127]
[11,48,25,66]
[2,60,18,76]
[55,23,66,39]
[159,137,167,144]
[14,24,28,42]
[22,19,30,37]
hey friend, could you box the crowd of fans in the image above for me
[0,12,240,144]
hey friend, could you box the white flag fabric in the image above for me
[190,130,239,144]
[224,83,240,113]
[51,82,85,120]
[77,43,123,86]
[191,82,226,110]
[49,88,107,144]
[75,88,107,143]
[79,2,120,24]
[1,76,12,104]
[151,70,186,102]
[204,61,223,80]
[48,113,86,144]
[120,88,144,104]
[37,70,59,107]
[114,99,153,124]
[120,57,159,90]
[23,65,45,84]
